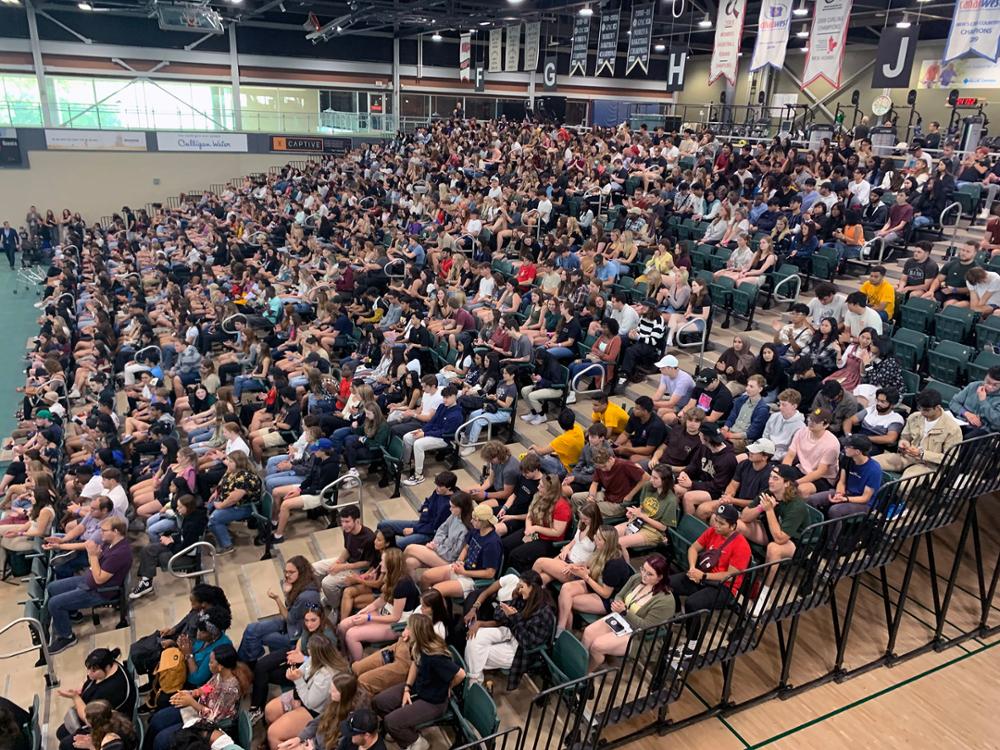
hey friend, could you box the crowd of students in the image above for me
[2,115,999,750]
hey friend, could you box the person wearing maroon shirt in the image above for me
[876,191,914,245]
[570,446,648,523]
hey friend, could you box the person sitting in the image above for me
[237,555,321,664]
[859,265,896,322]
[205,451,262,555]
[590,393,630,437]
[403,492,474,580]
[271,438,342,543]
[842,387,904,455]
[421,503,503,599]
[554,526,634,637]
[562,422,613,495]
[650,355,695,425]
[667,504,752,662]
[463,570,556,692]
[466,440,519,509]
[46,515,133,654]
[948,365,1000,436]
[674,422,738,511]
[401,385,464,487]
[533,502,602,585]
[737,465,812,615]
[806,435,883,520]
[646,407,706,472]
[614,465,678,554]
[372,614,466,750]
[613,396,668,464]
[129,493,207,600]
[459,366,518,454]
[262,636,345,750]
[55,647,137,750]
[720,374,769,454]
[570,447,648,524]
[783,408,841,496]
[581,554,675,667]
[526,408,584,473]
[313,505,378,617]
[687,368,734,424]
[498,474,572,572]
[617,299,668,385]
[338,528,394,624]
[875,389,963,479]
[378,471,457,549]
[146,643,249,750]
[337,548,420,661]
[281,673,369,750]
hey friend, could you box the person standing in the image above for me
[0,221,19,269]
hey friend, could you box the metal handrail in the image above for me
[941,201,963,246]
[454,413,499,448]
[772,273,801,304]
[384,258,407,279]
[319,474,363,515]
[132,344,162,364]
[221,313,248,334]
[0,617,58,687]
[358,196,378,210]
[674,315,709,368]
[569,361,607,396]
[166,541,219,586]
[859,236,888,265]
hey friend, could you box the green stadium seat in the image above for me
[976,315,1000,350]
[926,340,974,385]
[934,306,978,344]
[925,378,961,405]
[968,350,1000,382]
[899,296,939,334]
[892,329,929,373]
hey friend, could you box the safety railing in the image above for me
[166,541,219,587]
[568,362,607,400]
[0,617,58,687]
[319,474,364,518]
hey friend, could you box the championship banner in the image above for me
[505,24,520,71]
[709,0,747,85]
[570,15,591,76]
[749,0,793,72]
[524,21,541,71]
[626,3,655,74]
[489,28,503,73]
[801,0,852,88]
[459,32,472,80]
[944,0,1000,62]
[595,11,620,76]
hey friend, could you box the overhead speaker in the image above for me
[907,89,917,106]
[948,89,960,107]
[851,90,860,106]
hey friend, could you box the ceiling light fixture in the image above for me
[507,0,525,4]
[579,5,593,16]
[78,1,93,8]
[431,31,442,41]
[796,24,809,38]
[896,13,911,28]
[478,21,490,26]
[654,43,665,51]
[698,13,712,27]
[792,0,808,16]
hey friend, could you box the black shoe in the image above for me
[48,634,78,655]
[138,681,153,695]
[69,611,84,623]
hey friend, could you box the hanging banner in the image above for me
[505,24,520,71]
[872,25,919,88]
[920,57,1000,89]
[459,32,472,80]
[595,11,620,76]
[489,28,503,73]
[524,21,541,71]
[570,16,591,76]
[542,57,558,90]
[749,0,793,72]
[626,3,655,74]
[665,50,687,92]
[801,0,852,88]
[944,1,1000,62]
[709,0,747,85]
[474,67,486,92]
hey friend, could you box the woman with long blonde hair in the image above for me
[336,548,420,661]
[554,526,634,634]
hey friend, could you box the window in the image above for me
[400,95,428,119]
[465,96,495,120]
[0,74,42,126]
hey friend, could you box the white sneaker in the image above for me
[403,474,425,486]
[529,414,548,425]
[68,388,81,399]
[565,392,577,405]
[520,413,537,422]
[345,468,360,479]
[460,446,476,457]
[405,737,430,750]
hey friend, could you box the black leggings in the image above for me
[667,573,738,641]
[250,648,291,709]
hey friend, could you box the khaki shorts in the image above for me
[299,493,323,511]
[262,430,288,448]
[450,570,475,595]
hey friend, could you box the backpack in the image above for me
[144,647,186,708]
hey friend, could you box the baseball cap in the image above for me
[745,438,776,455]
[808,408,833,424]
[655,354,679,369]
[694,367,718,386]
[640,298,657,309]
[845,434,872,452]
[774,464,802,481]
[700,422,723,442]
[472,503,499,526]
[715,504,740,524]
[348,709,379,736]
[790,355,815,375]
[309,438,334,453]
[35,409,52,420]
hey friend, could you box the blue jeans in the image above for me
[188,426,214,444]
[237,617,292,662]
[47,576,106,638]
[545,346,576,361]
[233,375,266,400]
[207,503,252,550]
[146,512,178,539]
[465,408,512,444]
[265,454,288,474]
[330,426,354,451]
[265,471,302,493]
[913,215,934,228]
[377,519,432,549]
[148,706,183,750]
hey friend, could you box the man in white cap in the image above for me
[651,354,695,425]
[683,437,776,521]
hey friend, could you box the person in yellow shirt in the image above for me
[859,265,896,321]
[592,393,629,437]
[528,409,585,470]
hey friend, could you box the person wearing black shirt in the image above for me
[789,356,822,411]
[682,437,776,520]
[250,387,302,461]
[56,647,136,750]
[614,396,667,462]
[646,409,706,472]
[860,190,889,238]
[688,369,735,423]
